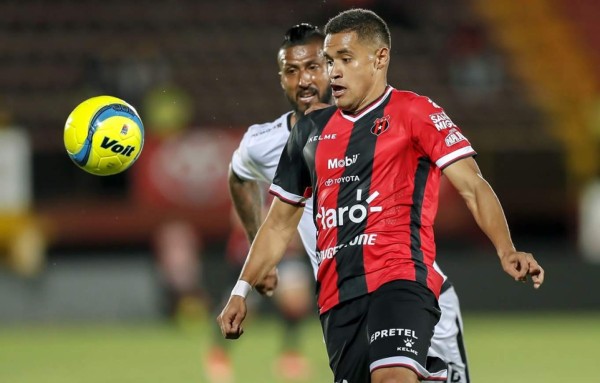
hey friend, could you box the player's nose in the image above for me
[298,70,312,87]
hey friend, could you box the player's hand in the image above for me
[499,251,545,289]
[255,267,278,297]
[217,295,247,339]
[305,102,330,115]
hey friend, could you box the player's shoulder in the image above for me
[389,89,443,113]
[392,90,461,136]
[244,112,290,138]
[290,105,337,143]
[241,112,291,147]
[299,105,337,128]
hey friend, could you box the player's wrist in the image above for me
[231,280,253,299]
[497,246,516,259]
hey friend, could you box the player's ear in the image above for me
[375,47,389,70]
[279,72,286,90]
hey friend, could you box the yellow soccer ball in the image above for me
[64,95,144,176]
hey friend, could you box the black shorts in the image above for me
[319,280,447,382]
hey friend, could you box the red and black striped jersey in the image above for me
[270,86,476,313]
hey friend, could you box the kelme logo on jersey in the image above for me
[328,154,359,169]
[100,136,136,156]
[316,189,382,229]
[371,115,390,136]
[308,133,337,143]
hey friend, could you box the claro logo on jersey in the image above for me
[316,189,382,229]
[328,154,359,169]
[429,111,456,131]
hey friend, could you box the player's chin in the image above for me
[296,104,311,115]
[298,97,319,112]
[333,97,351,111]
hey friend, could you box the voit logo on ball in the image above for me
[100,136,137,157]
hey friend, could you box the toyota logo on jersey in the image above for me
[371,115,391,136]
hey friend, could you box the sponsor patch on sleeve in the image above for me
[444,128,466,147]
[429,112,457,131]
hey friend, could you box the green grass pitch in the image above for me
[0,312,598,383]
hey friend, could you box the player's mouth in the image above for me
[331,84,346,98]
[298,90,318,104]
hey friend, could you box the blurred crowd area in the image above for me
[0,0,599,279]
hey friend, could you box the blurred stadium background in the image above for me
[0,0,599,382]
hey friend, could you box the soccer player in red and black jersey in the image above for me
[218,8,544,383]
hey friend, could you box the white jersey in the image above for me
[230,112,448,282]
[231,112,318,277]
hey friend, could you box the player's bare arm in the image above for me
[228,166,264,242]
[217,197,304,339]
[227,166,278,295]
[443,157,545,289]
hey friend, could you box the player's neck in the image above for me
[354,81,388,114]
[290,112,299,128]
[342,83,390,117]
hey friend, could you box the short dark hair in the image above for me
[280,23,325,50]
[324,9,391,49]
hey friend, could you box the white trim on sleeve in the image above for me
[435,146,476,169]
[269,184,306,206]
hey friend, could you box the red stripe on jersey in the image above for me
[362,92,443,298]
[313,111,354,311]
[310,89,472,312]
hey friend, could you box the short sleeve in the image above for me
[410,96,476,169]
[230,129,262,181]
[269,119,312,206]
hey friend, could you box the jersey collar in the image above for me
[340,85,394,123]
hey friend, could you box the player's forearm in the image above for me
[228,167,263,242]
[462,178,516,258]
[238,223,295,286]
[237,198,304,288]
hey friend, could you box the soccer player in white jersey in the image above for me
[228,23,470,382]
